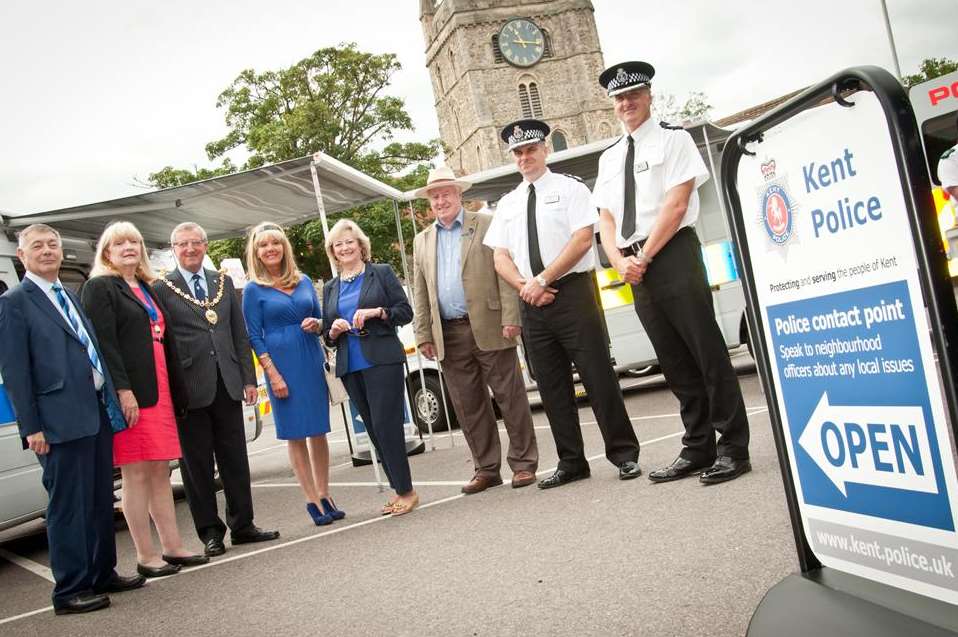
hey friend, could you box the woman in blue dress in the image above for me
[242,222,344,526]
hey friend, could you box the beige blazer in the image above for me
[412,210,521,361]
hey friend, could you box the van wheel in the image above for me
[409,374,457,434]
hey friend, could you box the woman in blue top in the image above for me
[322,220,418,516]
[242,222,343,526]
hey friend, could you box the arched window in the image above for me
[551,130,568,152]
[476,144,482,170]
[517,78,543,119]
[447,48,455,80]
[541,29,554,58]
[436,64,444,94]
[598,121,613,138]
[491,34,504,64]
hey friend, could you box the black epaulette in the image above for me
[559,172,584,183]
[603,135,626,152]
[943,146,956,160]
[659,121,684,130]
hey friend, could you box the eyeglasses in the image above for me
[172,240,207,249]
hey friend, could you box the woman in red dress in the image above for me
[82,222,207,577]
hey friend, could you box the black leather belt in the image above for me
[550,271,589,289]
[441,316,470,324]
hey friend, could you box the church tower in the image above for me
[420,0,618,175]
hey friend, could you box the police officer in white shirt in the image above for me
[593,62,751,485]
[938,116,958,199]
[484,118,641,488]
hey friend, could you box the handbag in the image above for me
[321,340,349,406]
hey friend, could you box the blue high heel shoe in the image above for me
[320,497,346,521]
[306,502,333,526]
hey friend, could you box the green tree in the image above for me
[652,91,713,125]
[148,43,438,279]
[903,57,957,88]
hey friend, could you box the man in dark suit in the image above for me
[0,224,144,614]
[152,222,278,557]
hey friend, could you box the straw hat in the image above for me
[413,165,472,199]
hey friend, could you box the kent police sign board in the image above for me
[734,90,958,605]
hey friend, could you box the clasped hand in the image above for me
[519,278,558,307]
[300,317,321,333]
[616,255,648,285]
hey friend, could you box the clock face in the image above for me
[497,18,545,67]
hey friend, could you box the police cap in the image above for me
[599,61,655,97]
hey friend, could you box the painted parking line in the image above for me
[0,406,771,627]
[0,548,54,583]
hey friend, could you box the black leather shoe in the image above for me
[648,456,713,483]
[203,537,226,557]
[618,461,642,480]
[136,562,182,578]
[231,526,280,545]
[54,593,110,615]
[537,468,590,489]
[95,573,145,594]
[700,456,752,485]
[162,553,210,567]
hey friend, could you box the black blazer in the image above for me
[322,262,413,377]
[81,275,189,418]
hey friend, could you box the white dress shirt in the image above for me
[483,169,597,279]
[25,271,105,390]
[591,118,710,248]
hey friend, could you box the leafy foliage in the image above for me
[652,91,713,125]
[903,57,958,88]
[147,43,439,280]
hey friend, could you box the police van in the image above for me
[400,120,748,432]
[909,69,958,279]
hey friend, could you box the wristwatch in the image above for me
[534,274,548,287]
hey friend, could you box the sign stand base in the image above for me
[748,568,958,636]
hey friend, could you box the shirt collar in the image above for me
[25,270,62,294]
[627,117,657,145]
[435,207,465,231]
[178,264,205,284]
[523,168,553,189]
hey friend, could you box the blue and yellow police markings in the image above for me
[932,187,958,278]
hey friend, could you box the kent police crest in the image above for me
[755,158,800,251]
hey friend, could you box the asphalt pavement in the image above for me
[0,354,799,636]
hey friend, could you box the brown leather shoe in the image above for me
[461,473,503,495]
[511,470,536,488]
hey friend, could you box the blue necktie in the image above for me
[52,285,103,376]
[192,273,207,301]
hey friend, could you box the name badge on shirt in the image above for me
[635,161,649,174]
[544,193,560,204]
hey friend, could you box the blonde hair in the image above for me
[90,221,157,283]
[245,222,301,289]
[324,219,372,268]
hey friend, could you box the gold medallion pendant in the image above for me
[205,309,219,325]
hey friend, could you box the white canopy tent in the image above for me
[4,152,403,250]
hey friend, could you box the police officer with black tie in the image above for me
[484,118,641,488]
[593,61,751,485]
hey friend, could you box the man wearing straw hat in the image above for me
[412,166,539,493]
